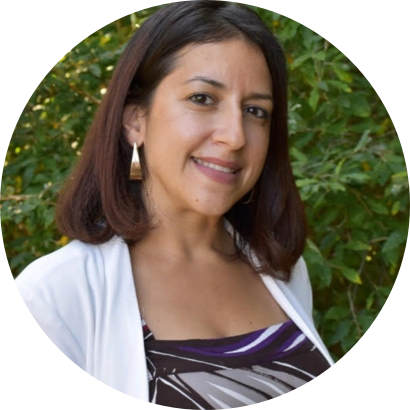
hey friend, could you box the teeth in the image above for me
[193,158,236,174]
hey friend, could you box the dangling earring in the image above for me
[129,142,142,180]
[241,187,255,204]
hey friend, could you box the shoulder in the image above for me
[15,236,129,368]
[16,236,127,299]
[17,239,103,300]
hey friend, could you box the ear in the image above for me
[122,104,146,147]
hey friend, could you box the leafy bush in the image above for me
[1,4,407,361]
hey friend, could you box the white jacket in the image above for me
[15,233,334,401]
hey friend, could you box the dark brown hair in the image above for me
[55,1,307,280]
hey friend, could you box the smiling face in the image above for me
[124,39,273,219]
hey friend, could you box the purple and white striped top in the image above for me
[142,318,330,409]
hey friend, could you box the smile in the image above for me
[191,158,240,184]
[192,157,237,174]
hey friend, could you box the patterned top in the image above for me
[142,318,330,409]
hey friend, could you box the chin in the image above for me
[189,198,236,218]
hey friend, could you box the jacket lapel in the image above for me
[260,274,334,365]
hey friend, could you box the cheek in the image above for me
[248,133,270,168]
[166,115,212,153]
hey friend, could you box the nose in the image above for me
[212,105,246,150]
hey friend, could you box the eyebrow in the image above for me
[184,76,274,103]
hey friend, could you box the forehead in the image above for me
[164,40,272,90]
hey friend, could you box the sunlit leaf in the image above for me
[340,267,362,284]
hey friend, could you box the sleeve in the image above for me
[16,281,86,369]
[14,254,86,370]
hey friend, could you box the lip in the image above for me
[191,157,241,184]
[192,156,242,172]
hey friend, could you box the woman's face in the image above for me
[126,39,273,218]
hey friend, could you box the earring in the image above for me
[241,187,255,204]
[129,142,142,180]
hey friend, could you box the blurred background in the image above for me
[1,3,408,361]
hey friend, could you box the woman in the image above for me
[16,1,333,408]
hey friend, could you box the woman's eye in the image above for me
[189,94,269,120]
[189,94,214,106]
[245,106,268,119]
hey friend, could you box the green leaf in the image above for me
[328,320,352,345]
[333,66,353,83]
[366,293,375,310]
[306,238,324,262]
[328,118,346,135]
[22,165,36,190]
[314,51,326,61]
[328,182,346,192]
[345,240,370,251]
[366,197,389,215]
[290,147,308,164]
[385,153,405,164]
[324,306,349,320]
[296,178,318,187]
[318,81,329,92]
[339,173,370,184]
[354,129,371,152]
[317,162,334,174]
[308,88,319,111]
[340,267,362,284]
[335,158,346,175]
[320,209,340,226]
[290,53,311,69]
[9,253,32,270]
[313,309,322,329]
[382,231,404,254]
[376,286,391,299]
[43,210,55,228]
[357,311,374,333]
[312,262,333,289]
[320,231,340,252]
[328,79,351,92]
[391,171,408,181]
[89,64,102,78]
[391,201,401,216]
[341,332,358,353]
[351,96,371,117]
[293,131,314,149]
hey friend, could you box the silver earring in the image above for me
[241,187,255,204]
[129,142,142,180]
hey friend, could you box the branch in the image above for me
[0,194,56,206]
[68,83,101,105]
[334,207,347,229]
[346,187,373,215]
[362,270,378,292]
[356,254,367,294]
[1,194,37,201]
[347,285,362,336]
[115,19,126,42]
[370,236,388,244]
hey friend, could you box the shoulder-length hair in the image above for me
[55,0,307,281]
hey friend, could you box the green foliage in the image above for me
[259,10,408,360]
[1,5,407,362]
